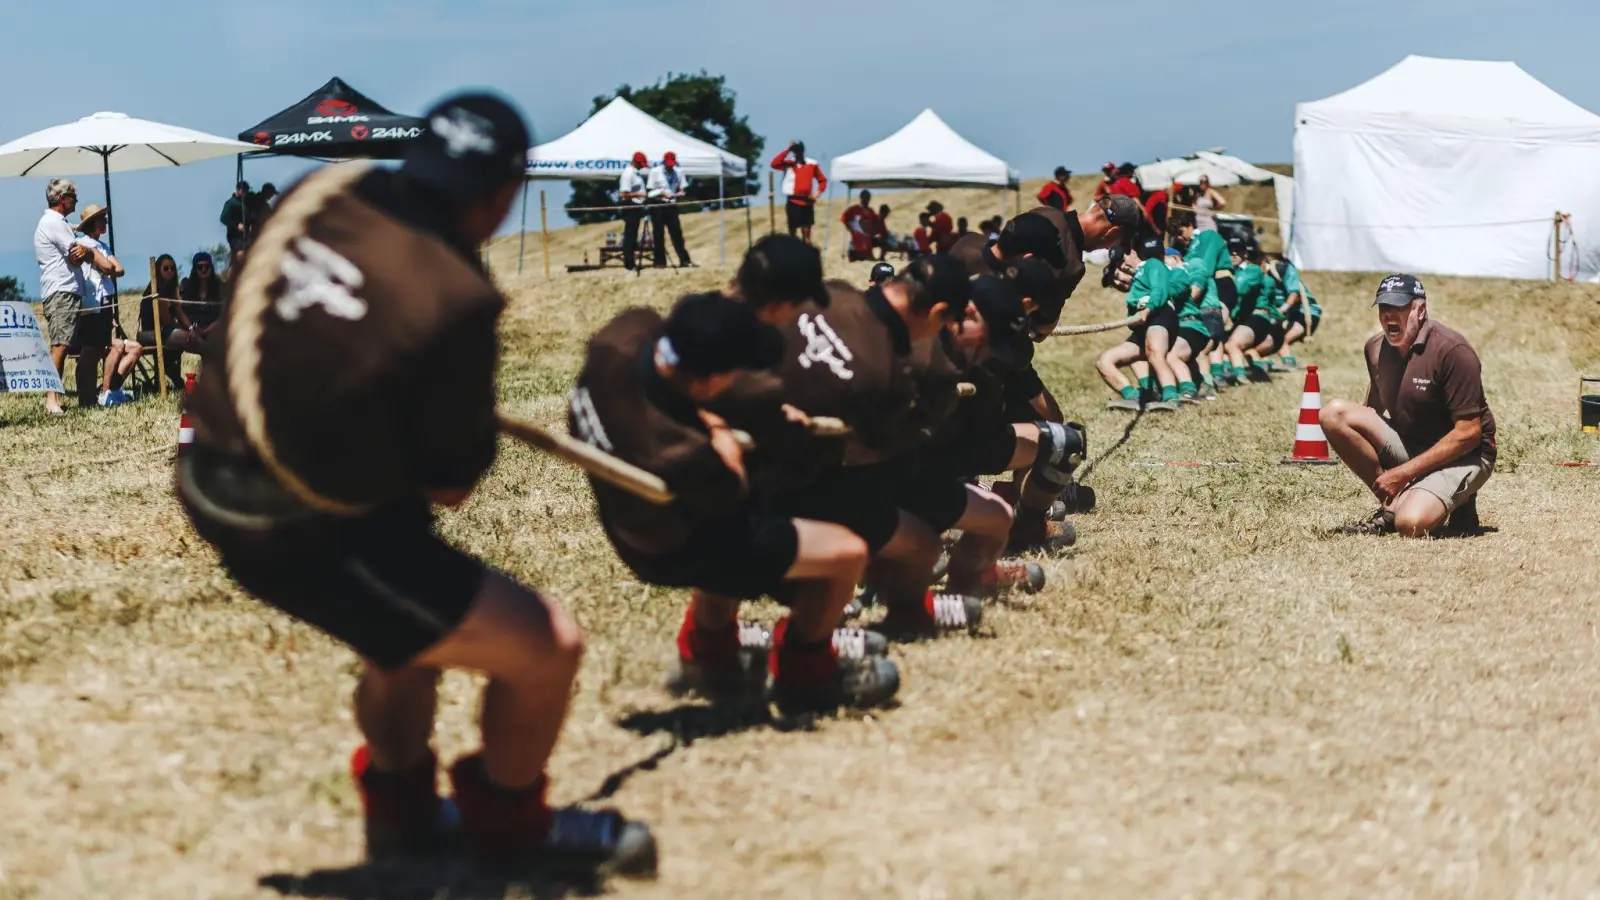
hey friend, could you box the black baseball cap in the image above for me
[1002,257,1057,306]
[969,275,1029,366]
[998,212,1068,269]
[1374,273,1426,307]
[1226,235,1247,255]
[661,292,786,376]
[1101,195,1143,241]
[1136,234,1164,260]
[404,91,532,201]
[906,254,973,319]
[738,234,828,309]
[869,261,895,284]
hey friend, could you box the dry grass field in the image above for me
[3,190,1600,898]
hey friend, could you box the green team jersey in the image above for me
[1257,264,1288,323]
[1232,262,1263,321]
[1126,258,1170,317]
[1280,260,1320,316]
[1183,230,1232,309]
[1166,261,1201,323]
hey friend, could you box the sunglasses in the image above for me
[160,265,175,273]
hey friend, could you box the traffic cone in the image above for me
[1282,365,1338,466]
[177,372,197,456]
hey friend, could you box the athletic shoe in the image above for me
[771,656,900,715]
[96,390,111,408]
[1246,365,1272,384]
[737,620,889,659]
[1179,392,1201,405]
[1006,519,1077,555]
[351,746,461,859]
[1198,382,1219,401]
[104,389,130,406]
[1105,397,1141,412]
[1443,496,1480,534]
[1046,500,1068,521]
[536,808,658,878]
[1268,361,1294,374]
[874,591,984,640]
[1335,508,1395,535]
[1279,356,1299,369]
[663,654,767,701]
[845,582,880,620]
[979,560,1046,596]
[1058,483,1096,514]
[1144,399,1180,413]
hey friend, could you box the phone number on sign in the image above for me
[5,375,55,392]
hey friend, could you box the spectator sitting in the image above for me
[983,217,1002,242]
[181,251,225,342]
[912,212,933,256]
[138,253,197,388]
[221,181,250,254]
[73,205,139,406]
[842,189,879,262]
[1038,166,1074,210]
[956,216,969,237]
[927,201,955,253]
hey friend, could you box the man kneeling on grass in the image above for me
[1321,274,1496,537]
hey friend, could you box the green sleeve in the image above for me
[1233,265,1263,318]
[1127,260,1168,315]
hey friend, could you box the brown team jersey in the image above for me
[776,281,925,463]
[187,165,503,514]
[948,207,1086,323]
[571,308,747,555]
[1363,320,1498,467]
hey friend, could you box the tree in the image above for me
[0,275,24,303]
[565,72,765,225]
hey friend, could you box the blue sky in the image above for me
[0,0,1593,294]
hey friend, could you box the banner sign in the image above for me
[0,301,66,394]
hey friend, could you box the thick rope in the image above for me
[1051,310,1147,337]
[226,163,372,516]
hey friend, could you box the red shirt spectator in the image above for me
[912,212,933,254]
[1037,166,1074,210]
[927,202,955,253]
[1092,162,1118,203]
[771,143,828,205]
[1144,188,1169,234]
[1108,176,1141,201]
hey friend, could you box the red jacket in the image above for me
[1144,190,1168,230]
[771,149,828,204]
[929,212,955,253]
[1108,177,1141,200]
[1037,182,1074,210]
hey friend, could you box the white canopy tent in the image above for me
[1291,55,1600,280]
[525,97,748,265]
[0,111,259,253]
[826,109,1019,256]
[1136,149,1294,246]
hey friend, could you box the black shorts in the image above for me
[769,455,971,551]
[612,507,799,601]
[68,309,113,353]
[1287,308,1322,332]
[1123,325,1148,350]
[786,200,815,229]
[1175,325,1211,355]
[1145,306,1178,337]
[1244,315,1284,348]
[178,450,484,670]
[896,467,972,535]
[923,421,1018,481]
[1200,308,1228,343]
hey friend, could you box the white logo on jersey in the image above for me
[275,237,368,322]
[569,386,613,452]
[796,313,854,380]
[432,109,496,159]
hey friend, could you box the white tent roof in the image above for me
[0,111,258,176]
[832,109,1018,189]
[526,97,747,181]
[1135,150,1278,189]
[1297,55,1600,138]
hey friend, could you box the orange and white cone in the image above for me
[177,372,197,456]
[1283,365,1337,465]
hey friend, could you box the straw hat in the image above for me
[75,204,109,232]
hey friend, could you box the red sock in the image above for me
[677,605,739,666]
[448,753,554,860]
[767,616,838,686]
[350,745,441,831]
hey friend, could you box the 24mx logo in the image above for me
[276,131,333,145]
[371,126,422,140]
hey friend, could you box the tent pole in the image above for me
[1553,210,1563,281]
[744,186,753,252]
[1001,186,1007,223]
[718,174,727,266]
[148,257,167,400]
[818,182,834,262]
[102,153,115,255]
[540,190,551,282]
[517,181,529,275]
[768,172,777,234]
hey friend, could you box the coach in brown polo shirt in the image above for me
[1320,274,1496,537]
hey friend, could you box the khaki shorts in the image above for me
[41,291,84,347]
[1372,417,1491,513]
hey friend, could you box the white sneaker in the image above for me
[97,390,111,408]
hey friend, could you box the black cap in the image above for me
[906,254,973,318]
[1136,234,1164,260]
[1054,166,1070,179]
[1002,257,1057,306]
[660,292,786,376]
[1226,235,1247,255]
[869,261,895,284]
[403,91,531,201]
[969,275,1029,366]
[738,234,828,309]
[998,212,1067,269]
[1374,273,1426,307]
[1102,195,1143,237]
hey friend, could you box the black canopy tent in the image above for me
[238,77,425,162]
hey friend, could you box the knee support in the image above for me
[1031,421,1086,489]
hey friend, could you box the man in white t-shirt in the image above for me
[34,178,91,413]
[74,205,140,406]
[617,151,650,270]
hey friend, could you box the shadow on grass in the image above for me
[259,859,601,900]
[1077,411,1145,481]
[586,701,772,802]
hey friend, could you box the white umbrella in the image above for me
[0,111,259,252]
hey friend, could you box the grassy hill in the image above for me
[6,183,1600,897]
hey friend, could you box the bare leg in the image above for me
[945,487,1015,594]
[783,520,869,641]
[1225,325,1256,372]
[869,512,942,612]
[411,572,584,789]
[100,341,123,393]
[1145,327,1175,389]
[1392,488,1449,538]
[113,340,142,385]
[1008,423,1040,470]
[46,345,67,413]
[355,665,441,772]
[1096,342,1142,393]
[1318,399,1393,491]
[1283,321,1306,348]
